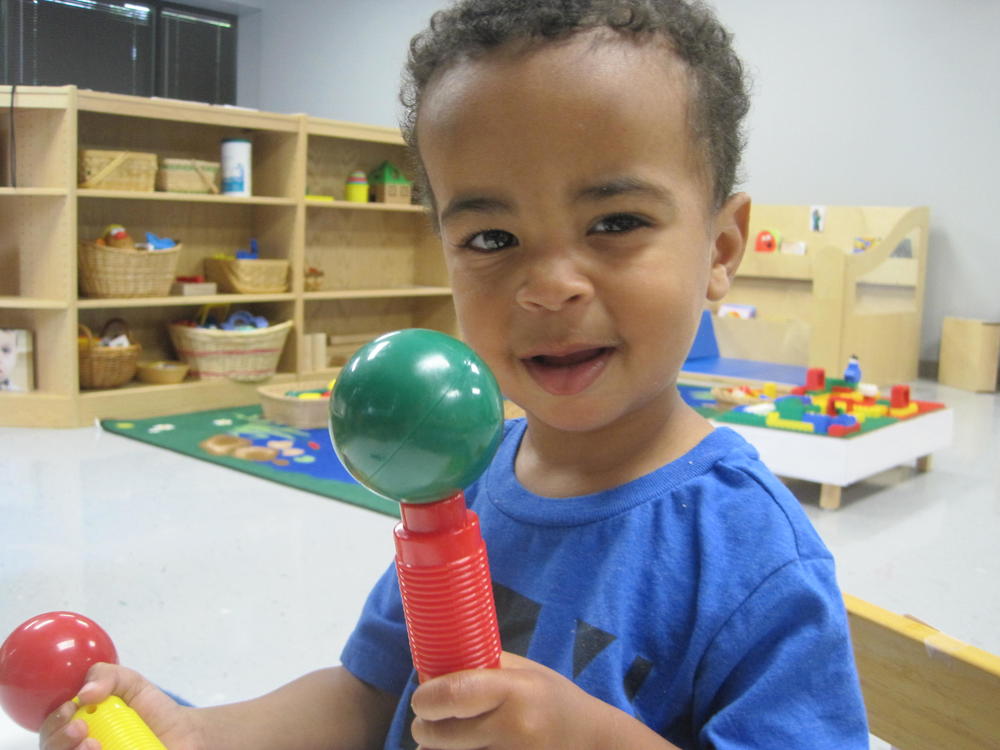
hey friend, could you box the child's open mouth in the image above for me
[522,347,613,396]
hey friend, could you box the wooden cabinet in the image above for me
[0,86,452,427]
[710,205,930,386]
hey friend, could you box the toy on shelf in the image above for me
[304,266,325,291]
[852,236,880,254]
[0,611,165,748]
[754,228,782,252]
[258,379,336,428]
[368,161,412,205]
[717,303,756,319]
[329,329,504,681]
[345,170,369,203]
[80,225,182,298]
[169,305,291,383]
[235,238,259,260]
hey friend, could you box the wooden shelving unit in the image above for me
[710,204,930,385]
[0,86,453,427]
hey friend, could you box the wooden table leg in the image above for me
[819,483,842,511]
[916,454,933,472]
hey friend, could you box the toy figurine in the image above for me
[843,355,862,384]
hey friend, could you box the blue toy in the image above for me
[218,310,268,330]
[843,355,862,384]
[235,238,259,260]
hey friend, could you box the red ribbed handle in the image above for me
[394,493,502,681]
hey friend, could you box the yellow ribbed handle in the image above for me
[72,696,167,750]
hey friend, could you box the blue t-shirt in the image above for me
[341,422,868,749]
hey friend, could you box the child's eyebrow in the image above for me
[576,176,677,208]
[440,194,513,224]
[439,177,676,225]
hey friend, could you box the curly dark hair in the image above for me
[401,0,750,212]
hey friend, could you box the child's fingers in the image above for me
[37,703,90,750]
[73,661,121,706]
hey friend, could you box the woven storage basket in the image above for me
[168,320,293,382]
[79,243,181,298]
[156,158,221,194]
[78,320,140,389]
[79,149,158,191]
[204,258,289,294]
[258,380,332,429]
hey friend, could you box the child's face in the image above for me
[418,32,748,433]
[0,330,16,382]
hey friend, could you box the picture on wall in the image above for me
[0,329,35,392]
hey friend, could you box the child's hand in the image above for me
[38,662,199,750]
[410,652,619,750]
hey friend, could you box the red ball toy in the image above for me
[0,612,118,732]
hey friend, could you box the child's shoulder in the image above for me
[687,427,832,563]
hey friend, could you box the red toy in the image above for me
[0,611,117,731]
[755,229,781,252]
[0,612,165,748]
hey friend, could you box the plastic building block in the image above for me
[890,384,911,409]
[766,410,815,433]
[805,367,826,391]
[889,402,920,419]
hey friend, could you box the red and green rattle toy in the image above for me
[330,328,505,681]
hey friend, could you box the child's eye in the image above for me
[590,213,650,234]
[461,229,518,252]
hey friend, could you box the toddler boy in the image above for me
[41,2,868,749]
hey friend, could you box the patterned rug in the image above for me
[102,405,398,517]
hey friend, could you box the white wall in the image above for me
[222,0,1000,361]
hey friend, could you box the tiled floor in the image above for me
[1,379,997,749]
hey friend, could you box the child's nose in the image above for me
[514,251,594,312]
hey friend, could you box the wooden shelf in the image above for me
[0,85,453,427]
[0,187,68,197]
[77,90,300,131]
[0,296,67,310]
[305,197,425,213]
[78,293,296,309]
[79,190,297,206]
[304,286,451,301]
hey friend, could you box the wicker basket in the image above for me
[136,360,190,384]
[79,242,182,298]
[79,149,158,191]
[258,380,333,428]
[168,320,293,382]
[78,320,141,389]
[204,258,289,294]
[156,158,221,194]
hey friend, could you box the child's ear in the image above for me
[706,192,751,301]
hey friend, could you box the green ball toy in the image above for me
[329,329,504,503]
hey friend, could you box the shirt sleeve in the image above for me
[339,560,414,696]
[695,556,869,750]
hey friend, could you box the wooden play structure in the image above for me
[847,594,1000,749]
[711,205,930,386]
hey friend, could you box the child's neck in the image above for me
[514,391,713,498]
